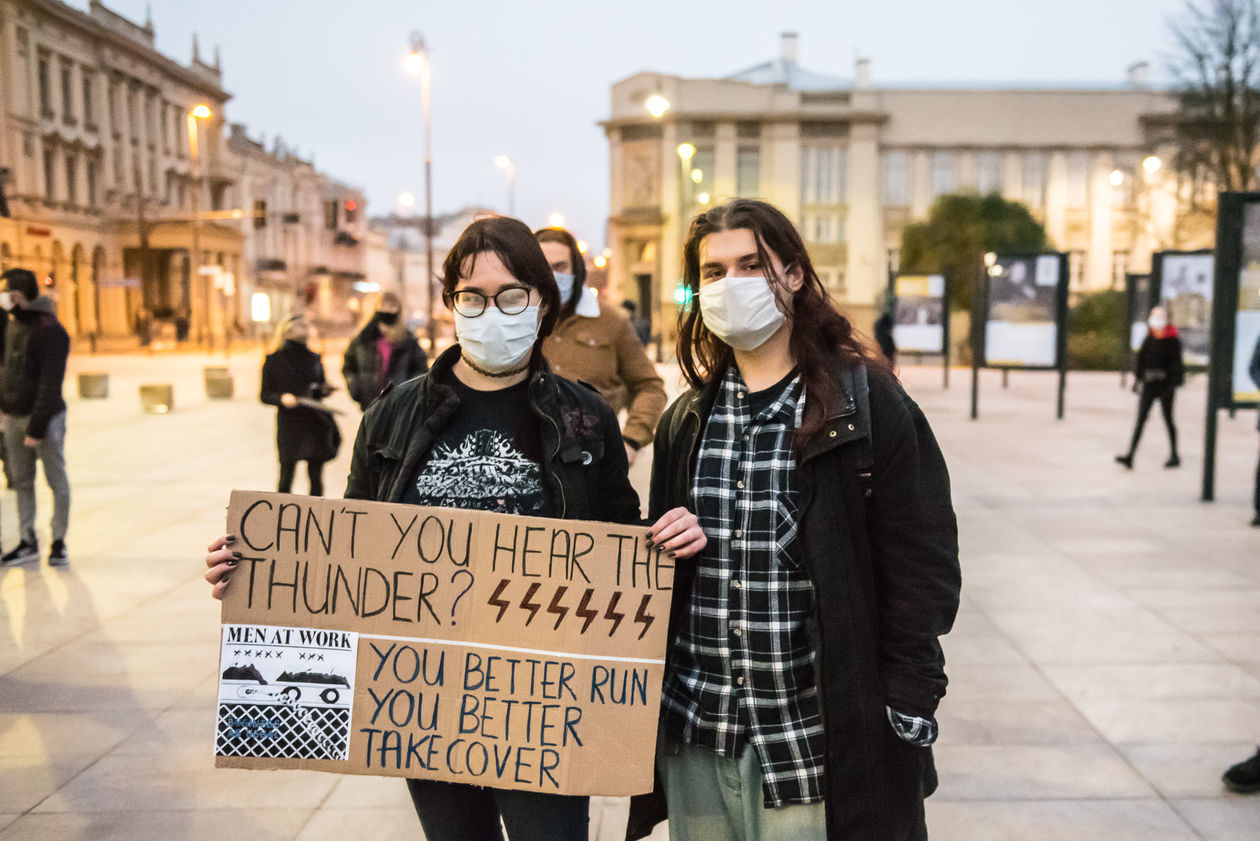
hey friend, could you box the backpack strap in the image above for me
[843,364,875,501]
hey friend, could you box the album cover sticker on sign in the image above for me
[213,491,672,797]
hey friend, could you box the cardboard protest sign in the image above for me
[214,491,671,796]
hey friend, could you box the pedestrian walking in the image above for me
[536,227,667,466]
[874,308,897,365]
[0,268,71,568]
[206,216,706,841]
[627,199,961,841]
[341,291,428,410]
[1116,305,1185,469]
[260,314,338,497]
[1249,332,1260,527]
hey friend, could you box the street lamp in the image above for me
[677,143,695,162]
[494,155,516,216]
[188,102,213,346]
[548,212,565,229]
[645,94,670,118]
[405,31,436,351]
[1143,155,1162,176]
[1109,169,1125,187]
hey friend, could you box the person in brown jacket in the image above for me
[536,227,667,465]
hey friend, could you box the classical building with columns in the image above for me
[0,0,372,346]
[603,33,1207,345]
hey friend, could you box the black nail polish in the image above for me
[221,576,230,585]
[645,540,655,549]
[225,534,237,544]
[231,551,243,560]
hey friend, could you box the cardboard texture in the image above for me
[214,491,671,797]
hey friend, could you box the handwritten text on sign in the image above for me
[214,491,672,797]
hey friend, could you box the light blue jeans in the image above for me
[660,740,827,841]
[3,411,70,546]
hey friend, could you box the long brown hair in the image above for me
[677,199,889,453]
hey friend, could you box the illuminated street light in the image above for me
[494,155,515,216]
[405,30,437,350]
[984,251,997,267]
[548,212,565,229]
[677,143,695,161]
[645,94,671,118]
[690,168,703,184]
[398,192,416,209]
[593,255,607,268]
[403,48,426,77]
[1109,170,1125,187]
[577,240,588,254]
[192,103,212,119]
[697,191,711,205]
[1143,155,1162,175]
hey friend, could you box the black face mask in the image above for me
[375,311,399,326]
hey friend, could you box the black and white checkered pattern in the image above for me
[661,366,826,807]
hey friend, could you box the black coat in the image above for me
[628,361,961,841]
[0,296,69,438]
[261,341,336,463]
[342,320,429,410]
[345,345,640,527]
[1135,332,1185,389]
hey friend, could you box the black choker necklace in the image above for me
[462,354,529,378]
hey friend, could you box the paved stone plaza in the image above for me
[0,348,1257,840]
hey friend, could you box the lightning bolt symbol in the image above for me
[633,594,655,640]
[520,582,542,625]
[604,591,625,637]
[488,579,511,622]
[576,588,599,633]
[547,586,569,630]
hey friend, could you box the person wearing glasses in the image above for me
[205,216,706,841]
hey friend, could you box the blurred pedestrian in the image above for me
[260,314,337,497]
[1116,305,1185,469]
[1250,332,1260,527]
[628,200,960,841]
[206,216,706,841]
[341,291,428,410]
[874,308,897,364]
[536,227,666,466]
[0,268,71,568]
[621,299,651,346]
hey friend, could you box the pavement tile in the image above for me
[925,800,1200,841]
[1118,742,1260,799]
[0,809,315,841]
[932,744,1155,800]
[1042,663,1260,701]
[1072,698,1259,745]
[936,699,1103,746]
[1170,797,1260,841]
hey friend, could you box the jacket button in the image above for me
[581,451,593,465]
[848,423,855,431]
[828,430,837,438]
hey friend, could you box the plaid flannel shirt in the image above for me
[660,367,826,806]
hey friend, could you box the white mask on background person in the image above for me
[554,272,575,305]
[0,292,11,311]
[455,305,541,373]
[1148,315,1167,331]
[698,275,787,350]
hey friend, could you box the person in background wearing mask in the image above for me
[627,200,960,841]
[536,227,666,466]
[206,216,707,841]
[0,268,71,568]
[260,314,338,496]
[1116,305,1185,469]
[342,291,428,410]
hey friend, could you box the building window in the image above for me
[128,87,139,140]
[86,160,98,208]
[253,199,268,229]
[82,73,96,129]
[801,146,845,204]
[689,146,715,205]
[883,150,909,206]
[1069,250,1086,289]
[1112,251,1128,289]
[1067,152,1089,209]
[737,121,761,139]
[325,200,339,230]
[65,153,78,205]
[43,148,56,200]
[109,80,120,136]
[978,152,1002,195]
[38,53,53,117]
[60,62,74,125]
[1022,152,1047,208]
[736,147,760,197]
[930,152,956,198]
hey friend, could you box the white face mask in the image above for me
[698,275,787,351]
[455,305,540,373]
[1148,315,1167,331]
[0,292,11,311]
[554,272,575,305]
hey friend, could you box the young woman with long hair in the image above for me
[628,199,961,841]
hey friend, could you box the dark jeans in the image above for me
[278,460,325,496]
[405,779,588,841]
[1125,384,1177,457]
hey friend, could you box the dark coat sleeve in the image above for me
[866,385,961,718]
[591,392,644,525]
[27,323,69,439]
[1134,336,1150,382]
[1169,337,1185,387]
[260,355,284,407]
[343,415,374,501]
[1249,334,1260,389]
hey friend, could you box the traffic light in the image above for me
[673,280,693,307]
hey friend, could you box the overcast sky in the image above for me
[94,0,1196,249]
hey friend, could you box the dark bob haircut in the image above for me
[533,226,586,317]
[441,216,561,340]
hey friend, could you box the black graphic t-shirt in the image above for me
[402,372,553,517]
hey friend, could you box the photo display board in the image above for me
[982,254,1066,368]
[892,274,947,354]
[1235,204,1260,402]
[1156,251,1214,366]
[214,491,671,797]
[1126,273,1153,352]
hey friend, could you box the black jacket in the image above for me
[1135,332,1185,388]
[628,362,961,841]
[261,341,336,463]
[0,296,69,438]
[342,320,429,410]
[345,346,641,527]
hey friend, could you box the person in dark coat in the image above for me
[874,309,897,364]
[1116,305,1185,469]
[342,291,428,410]
[627,200,960,841]
[260,314,337,496]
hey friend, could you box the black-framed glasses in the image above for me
[449,286,534,318]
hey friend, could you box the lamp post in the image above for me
[405,32,436,352]
[188,103,212,346]
[494,155,515,217]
